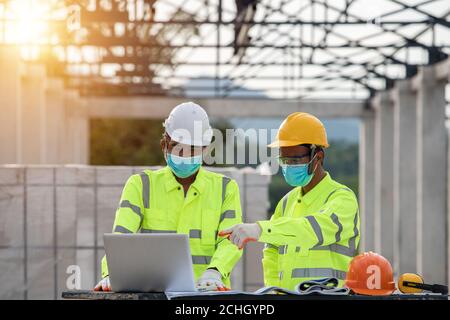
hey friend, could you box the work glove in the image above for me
[94,276,111,292]
[219,223,262,249]
[196,269,228,291]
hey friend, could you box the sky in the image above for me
[151,0,450,99]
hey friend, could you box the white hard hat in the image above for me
[163,102,213,146]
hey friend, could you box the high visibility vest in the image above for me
[259,172,360,290]
[101,166,243,287]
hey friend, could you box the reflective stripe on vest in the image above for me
[331,213,343,242]
[215,176,232,242]
[140,172,150,209]
[140,229,176,234]
[114,225,133,233]
[274,245,302,255]
[220,210,236,222]
[189,229,202,239]
[119,200,143,223]
[278,245,288,255]
[281,192,291,216]
[192,255,212,265]
[310,210,359,257]
[265,243,278,250]
[323,187,352,205]
[222,176,231,203]
[305,215,324,247]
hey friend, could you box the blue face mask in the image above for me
[281,157,316,187]
[166,152,202,178]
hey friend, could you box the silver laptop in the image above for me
[103,233,197,292]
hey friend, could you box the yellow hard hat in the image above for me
[268,112,329,148]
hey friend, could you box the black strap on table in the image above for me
[402,281,448,295]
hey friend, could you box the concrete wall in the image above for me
[360,63,449,284]
[85,96,366,119]
[0,165,270,299]
[0,47,89,165]
[0,46,21,164]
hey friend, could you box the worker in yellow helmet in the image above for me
[94,102,243,292]
[220,112,360,290]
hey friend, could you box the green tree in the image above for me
[90,118,165,166]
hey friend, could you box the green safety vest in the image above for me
[101,166,243,287]
[258,172,360,290]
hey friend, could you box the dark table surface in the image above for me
[61,290,448,300]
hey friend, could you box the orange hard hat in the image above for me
[345,251,396,296]
[268,112,329,148]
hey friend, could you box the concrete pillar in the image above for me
[78,99,90,164]
[242,169,271,291]
[63,91,89,164]
[447,120,450,284]
[373,91,395,265]
[20,64,47,164]
[63,91,76,163]
[45,78,66,164]
[359,109,376,252]
[392,80,417,275]
[414,66,447,283]
[0,46,21,164]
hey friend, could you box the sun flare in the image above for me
[3,0,51,45]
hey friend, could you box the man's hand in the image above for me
[94,276,111,292]
[219,223,262,249]
[196,269,228,291]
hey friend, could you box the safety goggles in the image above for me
[277,146,318,165]
[164,135,204,157]
[168,144,204,157]
[277,152,311,165]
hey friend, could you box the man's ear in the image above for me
[160,138,166,153]
[317,149,325,166]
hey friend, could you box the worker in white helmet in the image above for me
[94,102,243,292]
